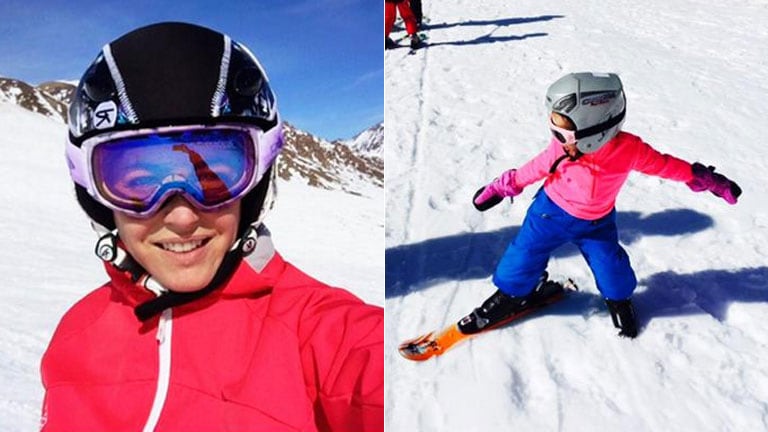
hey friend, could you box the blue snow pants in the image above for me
[493,189,637,300]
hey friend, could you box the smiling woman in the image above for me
[40,22,383,432]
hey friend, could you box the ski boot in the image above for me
[605,298,638,338]
[409,33,422,50]
[385,37,397,50]
[458,273,564,335]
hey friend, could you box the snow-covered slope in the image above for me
[386,1,768,431]
[0,102,383,431]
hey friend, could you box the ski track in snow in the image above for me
[386,0,768,431]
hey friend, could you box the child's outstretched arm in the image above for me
[473,168,524,211]
[473,140,562,211]
[632,137,741,205]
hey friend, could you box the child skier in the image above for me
[41,23,383,431]
[471,72,741,338]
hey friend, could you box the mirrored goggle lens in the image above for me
[91,128,256,214]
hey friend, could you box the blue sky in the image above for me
[0,0,382,140]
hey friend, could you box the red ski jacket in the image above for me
[40,239,383,431]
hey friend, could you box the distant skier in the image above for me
[385,0,422,50]
[471,72,741,338]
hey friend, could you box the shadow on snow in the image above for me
[426,32,549,48]
[388,207,768,333]
[633,267,768,327]
[386,208,714,298]
[426,15,564,48]
[526,266,768,334]
[422,15,566,31]
[393,15,564,47]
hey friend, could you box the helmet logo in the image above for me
[581,92,615,106]
[94,101,117,129]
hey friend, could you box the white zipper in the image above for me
[142,308,173,432]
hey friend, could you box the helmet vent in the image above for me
[235,67,265,96]
[553,93,577,113]
[82,57,116,103]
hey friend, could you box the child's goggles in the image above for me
[549,118,577,145]
[67,124,265,217]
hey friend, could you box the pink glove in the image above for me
[686,163,741,204]
[473,169,523,211]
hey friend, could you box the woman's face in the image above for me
[114,195,240,293]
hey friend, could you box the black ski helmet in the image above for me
[67,22,283,237]
[66,22,285,321]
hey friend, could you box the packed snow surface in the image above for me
[386,0,768,431]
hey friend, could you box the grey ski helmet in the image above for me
[545,72,626,154]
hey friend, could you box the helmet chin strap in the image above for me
[93,222,262,321]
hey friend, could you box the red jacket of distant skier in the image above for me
[40,243,384,431]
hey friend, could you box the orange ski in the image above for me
[398,280,575,361]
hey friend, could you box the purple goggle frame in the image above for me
[66,124,282,218]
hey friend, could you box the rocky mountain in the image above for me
[37,81,77,106]
[0,78,70,122]
[341,122,383,157]
[280,123,383,194]
[0,78,382,196]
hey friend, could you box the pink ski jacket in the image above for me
[515,132,695,220]
[40,239,383,431]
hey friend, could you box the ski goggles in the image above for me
[549,118,577,145]
[67,124,270,217]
